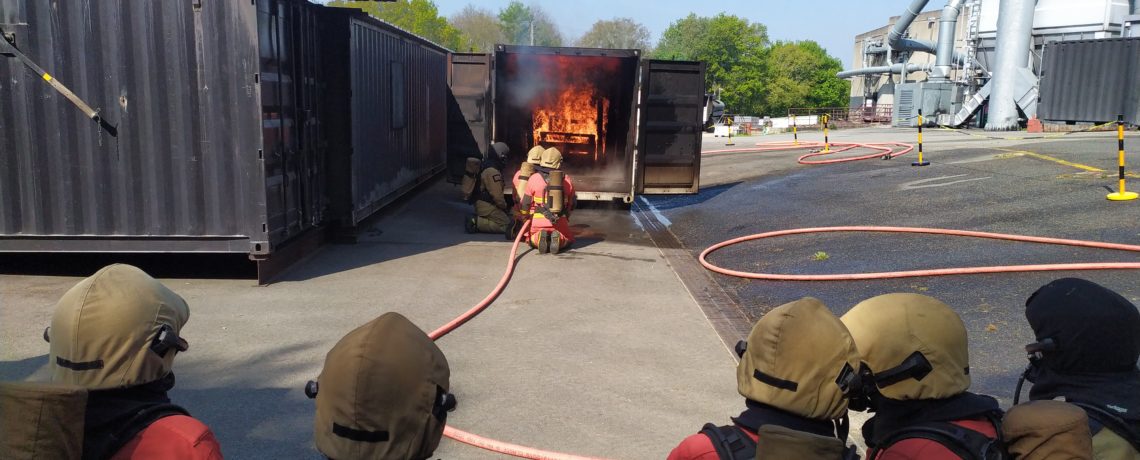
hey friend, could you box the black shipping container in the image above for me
[1038,37,1140,125]
[320,9,449,227]
[0,0,324,256]
[447,45,705,202]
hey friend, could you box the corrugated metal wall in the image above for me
[346,18,448,225]
[0,0,266,252]
[1039,37,1140,125]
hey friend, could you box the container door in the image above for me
[636,60,704,194]
[446,53,492,182]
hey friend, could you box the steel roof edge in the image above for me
[313,3,452,54]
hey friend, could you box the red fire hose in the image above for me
[703,141,915,164]
[429,220,612,460]
[700,226,1140,281]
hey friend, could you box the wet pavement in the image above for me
[645,127,1140,403]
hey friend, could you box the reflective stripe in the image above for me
[42,73,53,82]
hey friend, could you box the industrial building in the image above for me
[843,0,1140,130]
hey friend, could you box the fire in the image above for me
[532,85,609,162]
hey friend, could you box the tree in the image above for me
[762,41,850,115]
[451,5,504,52]
[328,0,467,50]
[655,14,769,115]
[576,18,651,51]
[497,2,563,47]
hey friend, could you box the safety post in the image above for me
[792,114,799,145]
[821,114,830,153]
[1107,115,1138,201]
[912,109,930,166]
[725,116,735,146]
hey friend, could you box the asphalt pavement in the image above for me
[647,126,1140,403]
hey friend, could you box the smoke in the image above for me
[502,53,622,109]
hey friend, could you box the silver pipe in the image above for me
[889,0,933,52]
[932,0,966,80]
[986,0,1036,131]
[836,63,932,79]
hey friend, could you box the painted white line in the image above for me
[899,174,991,190]
[638,196,672,227]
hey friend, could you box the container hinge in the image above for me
[250,240,271,257]
[254,73,260,84]
[1,32,15,56]
[192,0,203,12]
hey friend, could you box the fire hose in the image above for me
[428,219,612,460]
[700,226,1140,281]
[704,141,915,164]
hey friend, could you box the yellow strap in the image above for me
[534,198,545,203]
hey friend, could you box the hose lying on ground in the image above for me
[700,226,1140,281]
[429,220,613,460]
[704,141,914,164]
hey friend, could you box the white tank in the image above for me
[979,0,1131,39]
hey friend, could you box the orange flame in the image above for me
[532,85,609,162]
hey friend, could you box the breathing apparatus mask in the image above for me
[1013,337,1057,404]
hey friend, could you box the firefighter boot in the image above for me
[538,230,551,254]
[464,216,477,234]
[549,231,562,255]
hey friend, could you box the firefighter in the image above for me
[306,312,454,460]
[668,297,862,459]
[1018,278,1140,460]
[841,293,1004,460]
[37,264,223,459]
[520,147,576,254]
[507,145,546,239]
[465,142,512,236]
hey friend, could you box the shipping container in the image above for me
[1038,37,1140,125]
[0,0,324,257]
[319,8,449,227]
[1,0,453,263]
[445,45,704,202]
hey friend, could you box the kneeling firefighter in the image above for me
[520,147,575,254]
[668,297,862,460]
[465,142,512,236]
[305,312,455,460]
[841,293,1004,460]
[0,264,223,460]
[1017,278,1140,460]
[508,146,546,238]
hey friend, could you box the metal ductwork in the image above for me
[837,63,932,79]
[932,0,966,80]
[986,0,1038,131]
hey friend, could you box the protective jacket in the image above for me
[470,162,510,234]
[521,169,575,247]
[668,401,846,460]
[863,392,1002,460]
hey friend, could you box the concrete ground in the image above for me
[651,126,1140,405]
[0,178,739,459]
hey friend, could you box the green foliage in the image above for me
[654,14,768,115]
[328,0,467,51]
[655,15,849,116]
[763,41,850,115]
[450,5,503,52]
[576,18,651,51]
[496,2,562,46]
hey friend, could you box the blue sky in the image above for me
[427,1,942,69]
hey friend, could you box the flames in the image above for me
[532,85,609,162]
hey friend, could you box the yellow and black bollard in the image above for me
[725,116,735,146]
[792,114,799,145]
[1107,115,1138,201]
[912,109,930,167]
[821,114,831,153]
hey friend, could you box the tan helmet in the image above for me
[526,146,545,165]
[539,147,563,169]
[309,312,453,460]
[47,264,190,390]
[736,297,862,420]
[841,293,971,401]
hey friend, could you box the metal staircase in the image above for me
[959,0,983,88]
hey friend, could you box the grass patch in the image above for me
[811,251,830,261]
